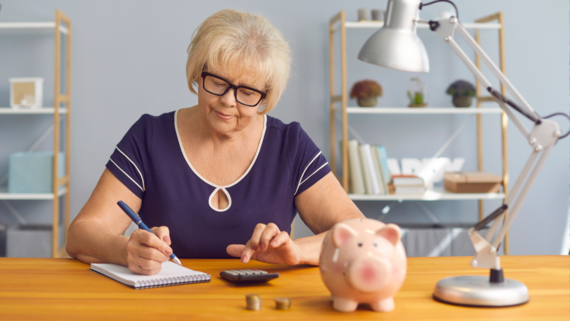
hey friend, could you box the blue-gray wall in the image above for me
[0,0,567,255]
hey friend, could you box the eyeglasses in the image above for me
[201,71,267,107]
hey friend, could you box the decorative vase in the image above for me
[452,95,473,108]
[358,96,377,107]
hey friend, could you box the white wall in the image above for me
[0,0,568,255]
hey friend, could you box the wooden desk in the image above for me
[0,256,567,320]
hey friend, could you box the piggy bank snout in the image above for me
[348,256,390,293]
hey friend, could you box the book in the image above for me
[347,140,366,194]
[392,174,425,186]
[91,261,211,289]
[395,186,426,194]
[370,147,386,195]
[372,145,389,194]
[376,146,392,184]
[359,144,381,195]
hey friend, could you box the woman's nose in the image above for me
[220,88,237,106]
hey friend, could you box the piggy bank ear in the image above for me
[376,224,402,246]
[332,223,357,247]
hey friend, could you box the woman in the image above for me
[66,9,365,275]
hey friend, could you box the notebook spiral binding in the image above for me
[134,274,211,289]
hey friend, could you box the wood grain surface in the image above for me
[0,256,567,320]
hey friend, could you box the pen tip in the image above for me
[173,257,182,265]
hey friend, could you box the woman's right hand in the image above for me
[125,226,173,275]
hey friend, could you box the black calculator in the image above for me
[220,269,279,283]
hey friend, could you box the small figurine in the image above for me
[319,218,407,312]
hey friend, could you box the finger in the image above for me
[226,244,246,258]
[151,226,171,245]
[241,240,257,264]
[259,223,280,251]
[138,246,170,263]
[132,229,172,256]
[131,260,163,275]
[249,223,267,250]
[269,231,291,248]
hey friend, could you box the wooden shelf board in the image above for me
[0,22,68,34]
[0,108,67,114]
[341,107,503,114]
[349,187,505,201]
[0,187,67,200]
[344,21,501,30]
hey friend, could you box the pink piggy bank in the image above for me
[319,218,407,312]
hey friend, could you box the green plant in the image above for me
[446,80,476,97]
[350,80,383,99]
[407,91,424,105]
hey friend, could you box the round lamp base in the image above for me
[433,276,529,307]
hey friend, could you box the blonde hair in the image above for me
[186,9,291,114]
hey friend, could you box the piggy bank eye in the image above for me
[373,242,378,247]
[358,242,363,247]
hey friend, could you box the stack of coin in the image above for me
[274,297,292,310]
[245,294,262,311]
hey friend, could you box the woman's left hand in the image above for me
[226,223,305,265]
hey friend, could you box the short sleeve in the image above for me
[287,122,331,196]
[105,114,152,199]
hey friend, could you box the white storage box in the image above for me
[9,78,44,109]
[7,224,65,258]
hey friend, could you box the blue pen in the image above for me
[117,200,182,265]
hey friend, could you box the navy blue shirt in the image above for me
[106,110,331,258]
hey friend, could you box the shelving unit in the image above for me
[329,11,510,253]
[0,11,72,258]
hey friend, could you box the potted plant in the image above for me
[350,80,382,107]
[446,80,476,107]
[407,77,427,107]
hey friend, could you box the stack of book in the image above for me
[347,140,391,195]
[390,174,426,194]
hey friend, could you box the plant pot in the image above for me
[452,95,473,108]
[357,96,377,107]
[408,103,427,108]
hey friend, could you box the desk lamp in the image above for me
[358,0,569,307]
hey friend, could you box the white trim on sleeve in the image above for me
[294,151,325,196]
[115,147,146,191]
[300,162,328,186]
[109,158,144,192]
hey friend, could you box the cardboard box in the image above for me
[444,171,502,193]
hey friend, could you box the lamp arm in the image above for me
[433,18,536,139]
[453,21,539,120]
[429,17,563,270]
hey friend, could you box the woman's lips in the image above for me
[215,110,233,120]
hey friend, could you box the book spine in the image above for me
[370,146,385,195]
[395,186,426,194]
[347,140,366,194]
[372,145,389,194]
[359,144,381,195]
[377,146,392,184]
[393,177,425,186]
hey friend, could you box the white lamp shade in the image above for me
[358,0,430,73]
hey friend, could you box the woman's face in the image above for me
[197,66,266,137]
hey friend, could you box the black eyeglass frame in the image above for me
[201,71,267,107]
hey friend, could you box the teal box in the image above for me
[8,152,65,193]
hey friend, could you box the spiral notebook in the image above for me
[91,261,211,289]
